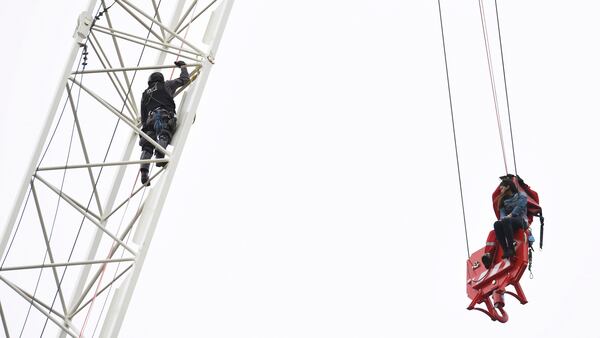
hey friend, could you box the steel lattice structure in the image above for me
[0,0,234,336]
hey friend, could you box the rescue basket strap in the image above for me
[536,212,544,250]
[539,211,544,250]
[528,247,534,279]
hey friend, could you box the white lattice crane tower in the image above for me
[0,0,234,336]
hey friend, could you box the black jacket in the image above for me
[141,67,190,126]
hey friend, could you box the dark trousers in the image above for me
[493,217,525,256]
[139,109,174,170]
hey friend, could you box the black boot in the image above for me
[140,168,150,186]
[507,241,516,258]
[500,240,512,259]
[156,158,168,167]
[482,253,492,269]
[155,137,169,167]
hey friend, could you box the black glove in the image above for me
[174,60,186,68]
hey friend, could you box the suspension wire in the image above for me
[15,36,91,338]
[13,0,185,334]
[19,89,80,338]
[0,191,32,269]
[477,0,508,175]
[40,98,117,336]
[437,0,470,258]
[0,302,9,338]
[5,2,113,334]
[493,0,518,175]
[0,49,88,271]
[3,1,139,336]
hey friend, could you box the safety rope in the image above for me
[437,0,470,258]
[90,169,150,337]
[169,0,199,80]
[477,0,508,175]
[493,0,518,175]
[20,96,79,338]
[34,1,152,335]
[87,3,202,332]
[528,247,534,279]
[87,4,200,333]
[82,168,139,337]
[77,2,163,336]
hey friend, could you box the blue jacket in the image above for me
[500,192,527,223]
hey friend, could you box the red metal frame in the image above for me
[466,175,542,322]
[466,229,529,322]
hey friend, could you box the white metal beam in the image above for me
[99,2,235,335]
[0,0,98,270]
[0,258,134,272]
[37,158,169,171]
[101,2,140,117]
[92,24,202,60]
[34,174,103,223]
[72,62,202,74]
[30,182,69,315]
[0,301,9,338]
[0,275,80,337]
[1,1,235,336]
[117,0,207,56]
[66,84,105,215]
[87,34,139,120]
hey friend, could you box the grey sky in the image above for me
[1,1,599,337]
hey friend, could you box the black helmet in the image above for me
[148,72,164,85]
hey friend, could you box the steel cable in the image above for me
[437,0,470,257]
[478,0,509,175]
[493,0,518,175]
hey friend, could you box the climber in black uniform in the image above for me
[139,60,190,185]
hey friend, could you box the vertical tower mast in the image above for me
[0,1,234,337]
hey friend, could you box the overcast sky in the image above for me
[1,1,600,337]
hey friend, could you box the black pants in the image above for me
[139,109,175,170]
[493,217,525,256]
